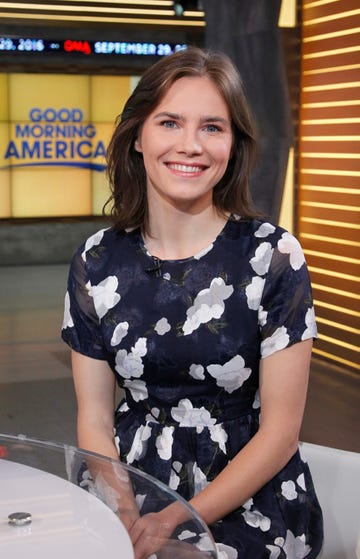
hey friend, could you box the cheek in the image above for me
[218,144,233,165]
[209,137,232,161]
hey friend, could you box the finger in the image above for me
[133,533,164,559]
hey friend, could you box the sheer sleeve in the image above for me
[259,231,317,359]
[61,246,108,360]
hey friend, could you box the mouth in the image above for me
[166,162,207,174]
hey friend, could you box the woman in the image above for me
[62,46,323,558]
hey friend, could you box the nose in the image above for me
[176,126,203,156]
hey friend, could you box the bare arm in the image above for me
[71,349,119,459]
[188,338,312,525]
[71,350,140,530]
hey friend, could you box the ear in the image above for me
[134,137,142,153]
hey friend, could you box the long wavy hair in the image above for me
[105,46,259,232]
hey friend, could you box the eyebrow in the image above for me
[153,111,230,126]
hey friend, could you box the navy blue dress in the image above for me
[62,217,323,559]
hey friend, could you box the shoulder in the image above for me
[74,226,130,262]
[227,217,298,247]
[69,226,130,278]
[226,218,306,271]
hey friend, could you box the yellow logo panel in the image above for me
[0,72,134,218]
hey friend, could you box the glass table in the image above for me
[0,433,218,558]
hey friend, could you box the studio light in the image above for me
[173,1,202,17]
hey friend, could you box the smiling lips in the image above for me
[166,162,207,174]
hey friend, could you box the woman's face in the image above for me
[135,76,233,212]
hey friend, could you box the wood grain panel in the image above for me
[304,0,360,18]
[302,52,360,72]
[302,33,359,55]
[299,172,359,188]
[311,286,360,313]
[313,339,359,369]
[305,252,359,278]
[302,239,359,261]
[299,0,359,379]
[300,141,360,155]
[314,304,360,330]
[300,87,360,104]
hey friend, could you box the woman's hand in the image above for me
[128,511,175,559]
[129,511,212,559]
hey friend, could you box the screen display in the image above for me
[0,36,187,57]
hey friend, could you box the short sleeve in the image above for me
[61,247,108,360]
[259,231,317,359]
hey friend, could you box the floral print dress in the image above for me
[62,217,323,559]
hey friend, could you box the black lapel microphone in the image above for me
[145,256,162,276]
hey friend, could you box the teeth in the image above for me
[168,163,203,173]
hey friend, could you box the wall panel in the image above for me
[299,0,360,373]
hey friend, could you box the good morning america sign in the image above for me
[3,107,107,171]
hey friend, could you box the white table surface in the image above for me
[0,458,134,558]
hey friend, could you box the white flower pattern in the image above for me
[215,543,239,559]
[245,276,265,311]
[278,232,305,271]
[302,306,317,341]
[209,423,228,453]
[283,530,312,558]
[242,508,271,532]
[156,426,174,460]
[196,533,220,553]
[81,228,107,261]
[297,473,306,491]
[115,337,147,378]
[252,389,260,409]
[178,529,197,540]
[258,305,268,326]
[111,321,129,346]
[255,222,276,238]
[62,291,74,329]
[250,242,274,276]
[123,378,148,402]
[281,480,298,500]
[207,355,251,393]
[169,460,181,490]
[266,531,312,559]
[189,363,205,380]
[261,326,290,358]
[169,469,180,490]
[171,399,216,433]
[86,275,120,320]
[155,317,171,335]
[182,277,234,335]
[265,543,282,559]
[192,462,209,493]
[126,424,152,464]
[194,243,214,259]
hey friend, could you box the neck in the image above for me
[143,203,227,260]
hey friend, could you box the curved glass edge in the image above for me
[0,433,218,558]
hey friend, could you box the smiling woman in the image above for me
[105,45,258,236]
[133,75,233,244]
[62,46,324,559]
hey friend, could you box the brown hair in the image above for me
[105,46,259,231]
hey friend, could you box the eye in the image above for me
[161,120,177,129]
[204,123,222,133]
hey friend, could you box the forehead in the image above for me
[154,76,230,116]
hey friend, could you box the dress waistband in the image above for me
[116,397,260,427]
